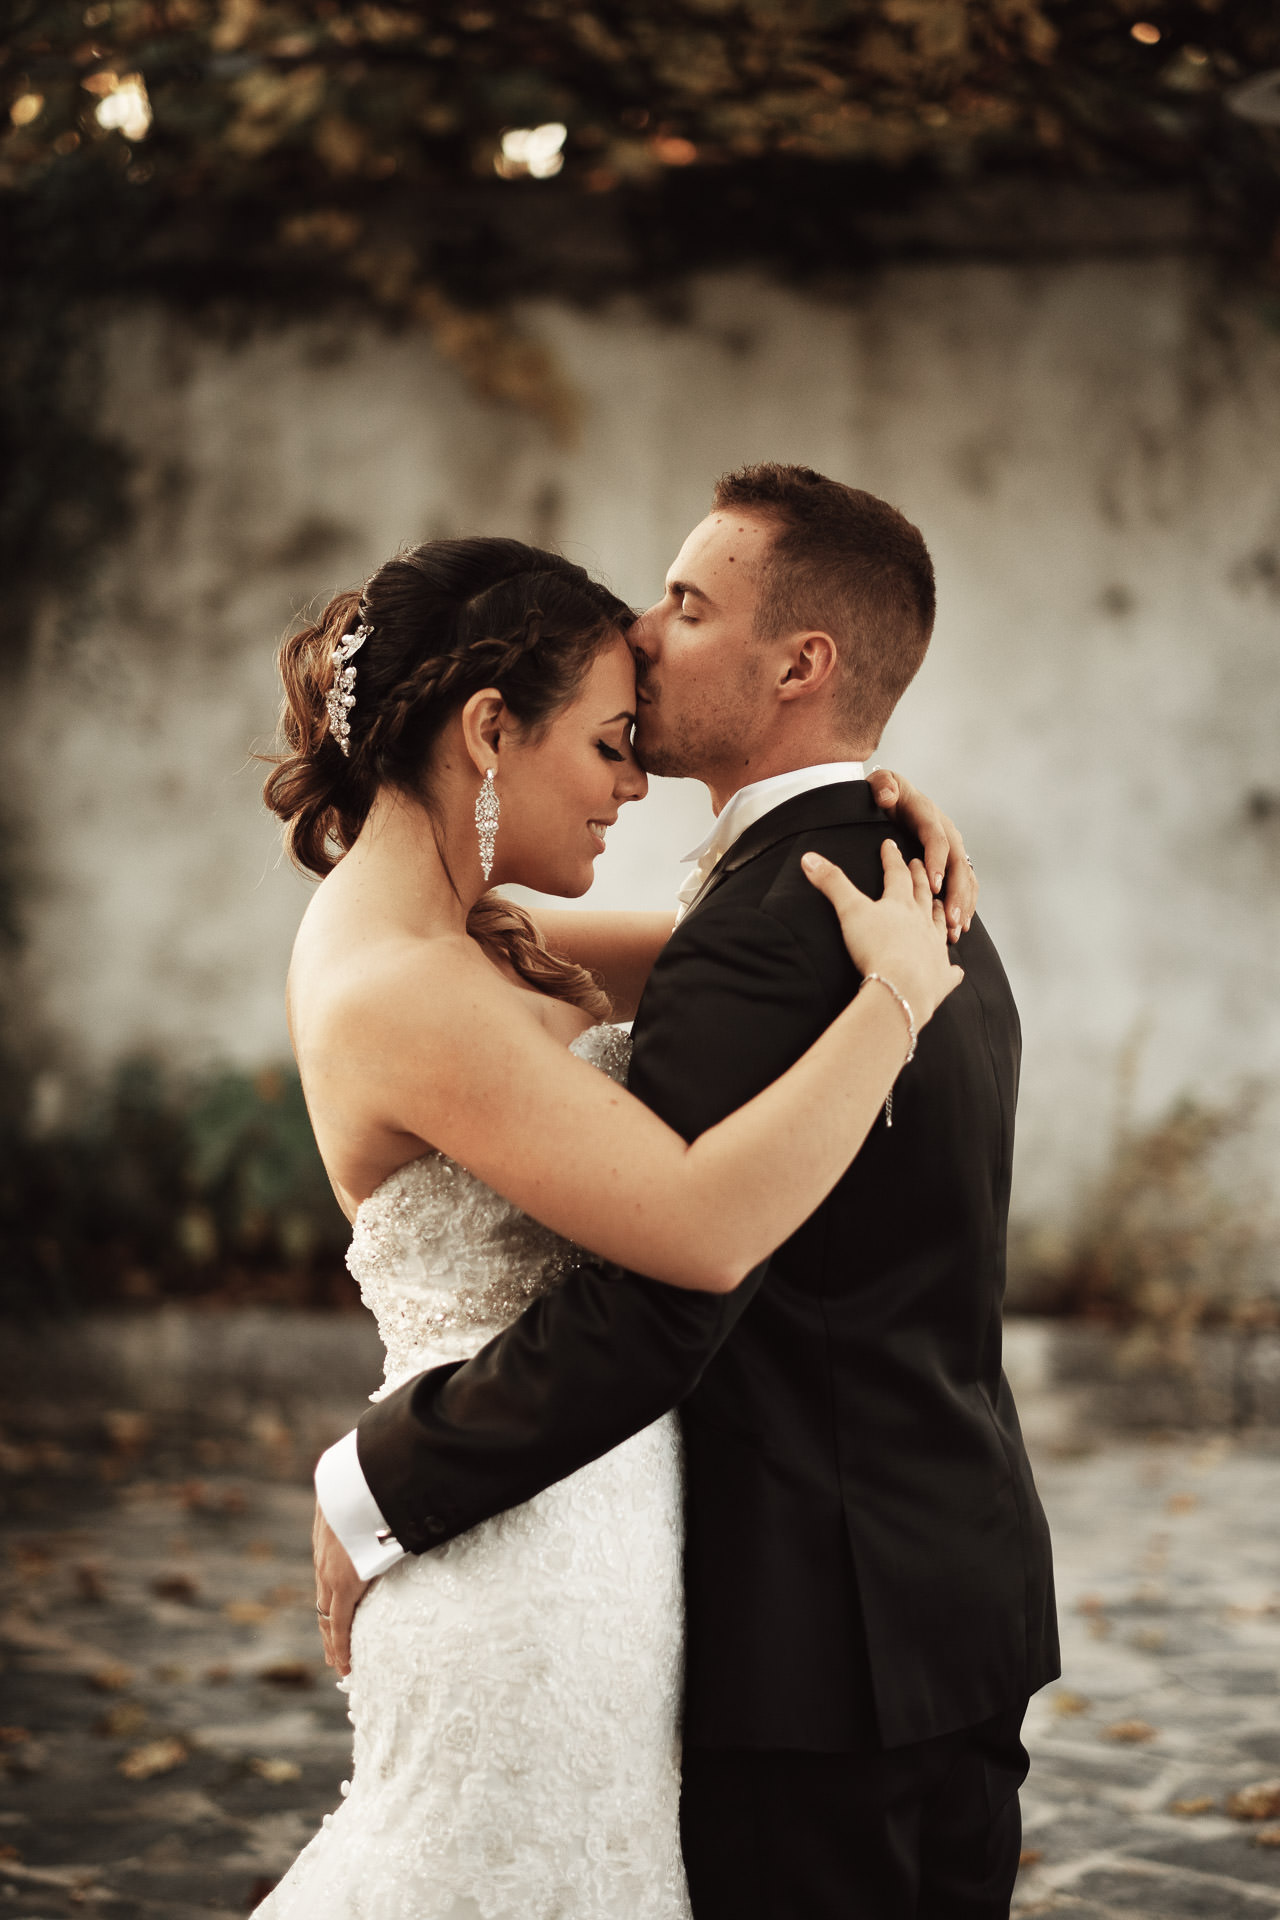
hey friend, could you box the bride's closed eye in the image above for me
[596,742,625,763]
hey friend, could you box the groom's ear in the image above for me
[776,630,838,703]
[460,688,506,771]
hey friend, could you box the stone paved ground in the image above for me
[1,1413,1278,1917]
[1015,1434,1280,1918]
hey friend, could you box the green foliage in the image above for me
[0,1049,353,1315]
[2,0,1278,651]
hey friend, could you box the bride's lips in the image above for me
[587,817,615,855]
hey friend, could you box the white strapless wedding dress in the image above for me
[254,1024,691,1920]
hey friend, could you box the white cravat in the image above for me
[675,761,866,921]
[318,758,867,1572]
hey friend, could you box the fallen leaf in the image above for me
[0,1843,20,1860]
[2,1739,47,1777]
[1076,1594,1106,1614]
[1167,1492,1198,1515]
[1051,1691,1091,1717]
[151,1572,200,1604]
[119,1737,187,1781]
[1170,1796,1215,1816]
[1256,1824,1280,1848]
[1018,1847,1042,1867]
[95,1702,148,1738]
[258,1660,314,1689]
[103,1410,152,1454]
[249,1756,302,1783]
[267,1584,306,1607]
[73,1563,107,1603]
[223,1599,272,1625]
[88,1663,135,1693]
[1103,1720,1158,1743]
[1227,1780,1280,1821]
[204,1663,232,1685]
[0,1727,30,1746]
[13,1542,54,1577]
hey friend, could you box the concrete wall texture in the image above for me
[10,260,1280,1240]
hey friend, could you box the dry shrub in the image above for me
[1044,1085,1277,1348]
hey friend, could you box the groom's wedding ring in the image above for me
[316,1606,332,1621]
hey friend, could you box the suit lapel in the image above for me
[682,779,887,925]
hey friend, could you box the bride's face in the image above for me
[491,634,647,897]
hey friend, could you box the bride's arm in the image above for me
[530,909,676,1021]
[527,776,976,1016]
[326,844,959,1295]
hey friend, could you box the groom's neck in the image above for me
[706,739,868,816]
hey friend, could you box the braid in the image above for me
[263,536,632,1017]
[467,897,609,1020]
[359,593,558,760]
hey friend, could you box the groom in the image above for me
[315,463,1058,1917]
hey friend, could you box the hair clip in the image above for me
[326,623,371,756]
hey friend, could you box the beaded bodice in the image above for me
[347,1021,632,1387]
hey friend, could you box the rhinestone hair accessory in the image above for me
[475,768,500,883]
[326,622,371,757]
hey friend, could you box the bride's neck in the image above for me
[345,782,483,933]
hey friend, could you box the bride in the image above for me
[254,536,966,1919]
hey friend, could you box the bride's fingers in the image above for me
[908,857,934,914]
[876,838,916,900]
[800,849,870,920]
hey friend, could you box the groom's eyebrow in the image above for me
[668,579,715,608]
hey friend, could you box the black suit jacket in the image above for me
[358,781,1059,1752]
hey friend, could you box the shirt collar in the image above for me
[681,761,867,871]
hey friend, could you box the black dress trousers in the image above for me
[680,1709,1030,1920]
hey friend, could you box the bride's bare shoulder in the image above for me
[291,920,525,1060]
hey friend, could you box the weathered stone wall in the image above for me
[9,261,1280,1245]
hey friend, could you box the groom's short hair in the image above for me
[712,463,935,742]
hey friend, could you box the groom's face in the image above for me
[630,511,777,786]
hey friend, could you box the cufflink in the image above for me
[375,1527,398,1546]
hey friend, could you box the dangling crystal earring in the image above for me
[475,768,500,883]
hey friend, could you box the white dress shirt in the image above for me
[675,760,866,920]
[316,758,867,1574]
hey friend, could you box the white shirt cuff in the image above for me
[314,1428,407,1581]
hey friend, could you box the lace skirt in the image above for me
[253,1413,690,1920]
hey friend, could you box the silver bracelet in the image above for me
[858,972,917,1128]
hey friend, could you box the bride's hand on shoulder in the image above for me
[865,767,976,945]
[801,841,963,1031]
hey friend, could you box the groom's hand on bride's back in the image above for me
[314,1499,372,1677]
[866,767,976,945]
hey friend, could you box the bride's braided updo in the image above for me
[263,537,634,1016]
